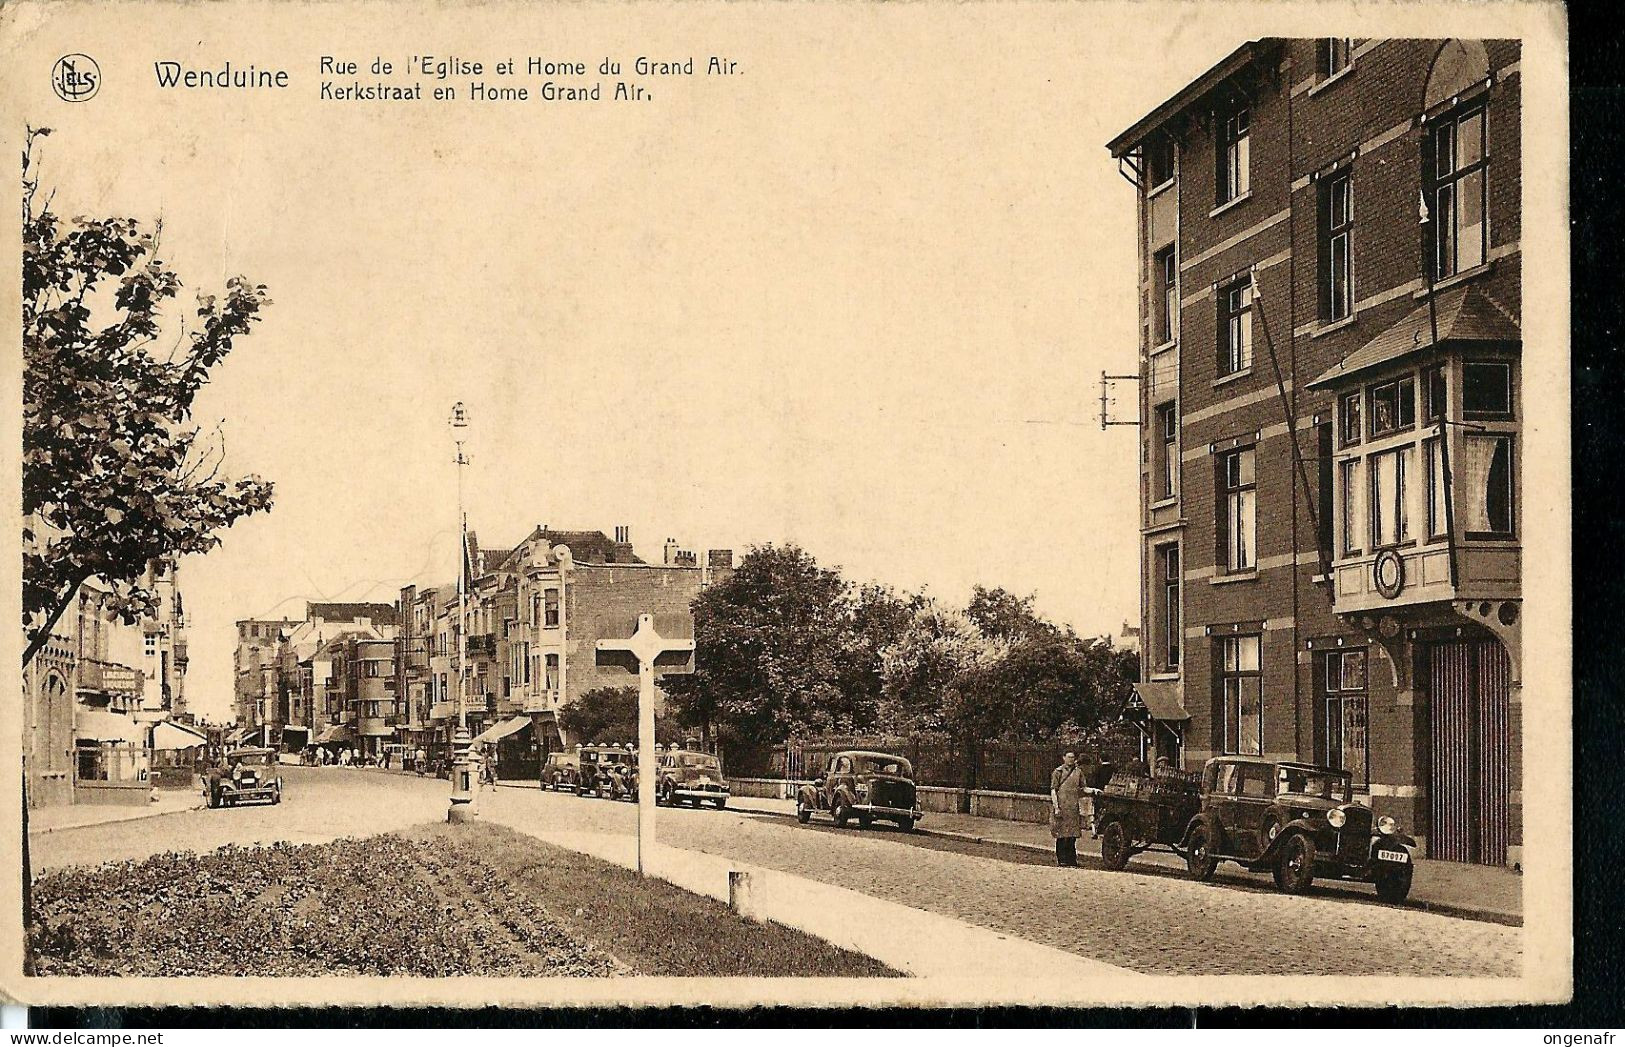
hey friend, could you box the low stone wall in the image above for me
[727,777,1050,822]
[75,780,154,806]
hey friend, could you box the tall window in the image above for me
[1370,447,1412,547]
[1158,544,1181,671]
[1217,105,1250,204]
[1319,38,1353,80]
[1145,134,1175,188]
[1425,437,1449,538]
[1322,648,1368,786]
[1220,635,1262,756]
[1462,435,1514,536]
[1422,364,1447,422]
[1154,402,1178,500]
[544,654,560,692]
[1428,103,1488,279]
[1339,391,1362,447]
[544,588,561,628]
[1218,278,1253,376]
[1340,458,1364,555]
[1318,172,1353,322]
[1218,447,1256,573]
[1154,247,1178,345]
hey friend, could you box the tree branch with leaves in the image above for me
[21,126,276,668]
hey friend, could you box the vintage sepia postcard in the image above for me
[0,0,1571,1013]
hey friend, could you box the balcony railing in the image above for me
[467,634,497,657]
[77,659,143,697]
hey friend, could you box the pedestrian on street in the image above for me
[1050,751,1084,867]
[415,747,426,775]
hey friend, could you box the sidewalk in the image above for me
[27,789,202,835]
[476,790,1139,984]
[725,794,1523,925]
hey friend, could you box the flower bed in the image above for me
[27,823,898,977]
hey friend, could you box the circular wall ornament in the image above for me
[1373,549,1405,600]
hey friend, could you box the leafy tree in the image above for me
[662,544,852,747]
[21,126,275,668]
[558,686,680,746]
[964,585,1052,642]
[833,582,917,734]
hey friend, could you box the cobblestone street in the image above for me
[32,767,1523,978]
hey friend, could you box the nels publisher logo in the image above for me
[51,53,101,102]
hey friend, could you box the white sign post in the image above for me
[595,613,695,875]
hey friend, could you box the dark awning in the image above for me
[1306,285,1521,390]
[469,716,531,745]
[314,724,356,745]
[1126,681,1190,723]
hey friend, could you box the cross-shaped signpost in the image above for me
[596,613,696,875]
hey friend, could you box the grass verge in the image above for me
[27,821,899,978]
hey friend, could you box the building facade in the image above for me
[1109,39,1522,865]
[25,559,191,808]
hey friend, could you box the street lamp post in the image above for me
[448,401,479,823]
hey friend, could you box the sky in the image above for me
[8,2,1254,724]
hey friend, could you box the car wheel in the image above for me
[833,801,852,828]
[1100,820,1132,871]
[272,787,281,806]
[1185,824,1218,881]
[1274,833,1317,894]
[1375,863,1414,904]
[857,814,872,829]
[713,798,727,810]
[796,800,812,824]
[897,817,916,833]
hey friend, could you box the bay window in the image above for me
[1462,434,1514,536]
[1340,458,1364,555]
[1370,447,1413,548]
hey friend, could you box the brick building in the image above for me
[391,525,732,775]
[1108,39,1522,865]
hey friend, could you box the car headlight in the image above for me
[1327,807,1347,829]
[1377,815,1399,835]
[855,784,869,798]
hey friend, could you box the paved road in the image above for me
[32,767,1522,977]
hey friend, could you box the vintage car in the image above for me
[796,750,922,832]
[204,747,283,808]
[656,748,730,809]
[577,744,636,799]
[1087,755,1417,902]
[541,750,581,791]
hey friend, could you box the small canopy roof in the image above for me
[75,709,147,744]
[1306,285,1521,391]
[1126,681,1191,723]
[152,719,208,750]
[470,716,531,745]
[314,724,356,745]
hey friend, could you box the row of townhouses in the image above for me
[23,560,196,808]
[234,526,732,776]
[1111,38,1523,867]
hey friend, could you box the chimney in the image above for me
[707,549,734,570]
[663,537,679,566]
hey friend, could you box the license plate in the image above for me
[1377,848,1408,863]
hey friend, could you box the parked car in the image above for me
[796,750,922,832]
[203,747,283,808]
[541,750,581,791]
[577,744,635,798]
[657,748,730,809]
[1087,755,1418,902]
